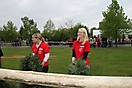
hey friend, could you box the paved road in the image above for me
[113,44,132,47]
[1,45,71,48]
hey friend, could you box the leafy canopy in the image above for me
[19,16,40,40]
[100,0,132,40]
[2,21,19,42]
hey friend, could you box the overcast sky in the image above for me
[0,0,132,31]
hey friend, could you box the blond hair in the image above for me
[77,28,88,44]
[32,33,45,42]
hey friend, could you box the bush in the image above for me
[20,54,43,72]
[20,54,45,88]
[68,59,89,75]
[0,80,10,88]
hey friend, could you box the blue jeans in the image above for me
[86,65,90,70]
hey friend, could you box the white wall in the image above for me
[93,30,101,37]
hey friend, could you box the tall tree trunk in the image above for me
[115,38,117,47]
[115,30,118,47]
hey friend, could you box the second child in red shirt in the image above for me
[32,33,50,73]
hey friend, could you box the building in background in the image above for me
[93,30,101,38]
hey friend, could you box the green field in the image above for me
[1,47,132,76]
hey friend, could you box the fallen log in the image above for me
[0,68,132,88]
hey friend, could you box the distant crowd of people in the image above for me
[13,38,22,46]
[68,36,112,48]
[13,38,33,47]
[89,36,112,48]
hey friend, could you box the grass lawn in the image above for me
[1,47,132,76]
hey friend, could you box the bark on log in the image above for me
[0,68,132,88]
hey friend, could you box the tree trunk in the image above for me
[115,38,118,47]
[115,30,118,47]
[0,69,132,88]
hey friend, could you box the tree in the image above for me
[0,28,3,41]
[2,21,19,42]
[43,19,55,33]
[100,0,132,47]
[60,19,74,29]
[42,19,55,40]
[42,22,90,42]
[19,16,40,40]
[52,28,69,41]
[68,23,90,39]
[42,30,52,40]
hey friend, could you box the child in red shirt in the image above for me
[32,33,50,73]
[72,28,90,70]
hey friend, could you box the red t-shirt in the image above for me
[32,42,50,66]
[72,40,90,66]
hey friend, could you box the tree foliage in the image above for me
[43,19,55,32]
[51,29,68,41]
[68,23,90,38]
[42,19,56,40]
[61,19,74,29]
[1,17,90,42]
[20,54,46,88]
[68,59,89,75]
[19,16,40,40]
[0,30,3,41]
[20,54,43,72]
[0,80,10,88]
[100,0,132,47]
[2,21,19,42]
[42,22,90,42]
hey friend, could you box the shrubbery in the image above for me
[68,59,89,75]
[20,54,43,72]
[19,54,45,88]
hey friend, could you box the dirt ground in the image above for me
[2,56,56,59]
[2,56,25,59]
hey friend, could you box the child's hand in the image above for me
[72,57,75,62]
[41,61,45,67]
